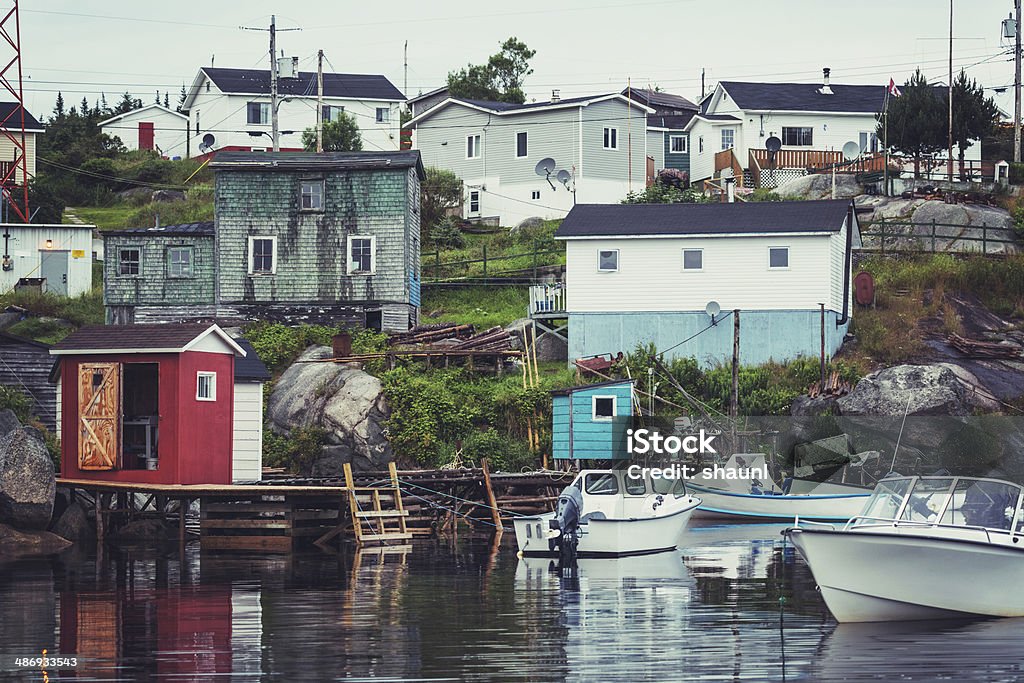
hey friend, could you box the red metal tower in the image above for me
[0,1,28,222]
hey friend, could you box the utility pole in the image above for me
[404,40,408,99]
[730,310,740,419]
[947,0,954,182]
[1016,0,1022,162]
[270,15,279,152]
[316,49,324,153]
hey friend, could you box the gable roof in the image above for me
[550,379,634,397]
[0,102,44,132]
[718,81,885,114]
[0,329,51,351]
[184,67,404,111]
[106,221,214,237]
[555,200,852,239]
[209,150,425,179]
[624,88,698,113]
[50,323,245,356]
[98,104,188,126]
[407,93,655,127]
[234,337,270,382]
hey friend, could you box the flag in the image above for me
[888,78,902,98]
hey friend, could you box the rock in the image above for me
[268,346,393,472]
[935,363,1001,413]
[117,187,152,201]
[0,408,20,438]
[0,523,70,555]
[0,427,56,530]
[837,364,971,417]
[115,518,175,542]
[50,500,93,544]
[151,189,186,203]
[510,216,545,234]
[774,173,862,200]
[854,197,1015,254]
[534,331,567,362]
[790,394,839,417]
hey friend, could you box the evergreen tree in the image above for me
[100,93,109,116]
[163,92,170,109]
[878,70,945,178]
[80,96,91,117]
[949,70,999,178]
[176,84,187,113]
[52,92,65,120]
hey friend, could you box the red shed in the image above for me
[50,323,245,485]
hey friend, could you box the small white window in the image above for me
[196,372,217,401]
[375,107,390,123]
[769,247,790,269]
[721,128,735,151]
[682,249,703,271]
[348,235,376,274]
[248,236,277,275]
[592,395,616,421]
[300,179,324,211]
[321,105,345,122]
[603,127,618,150]
[597,249,618,272]
[531,190,541,200]
[669,135,687,154]
[167,246,193,278]
[467,134,482,159]
[516,131,528,158]
[468,190,480,214]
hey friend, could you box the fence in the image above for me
[422,241,564,283]
[857,219,1017,256]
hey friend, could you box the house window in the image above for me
[698,136,704,154]
[721,128,735,151]
[592,395,616,421]
[375,107,390,123]
[769,246,790,269]
[321,105,345,122]
[597,249,619,272]
[348,235,376,274]
[300,179,324,211]
[167,246,194,278]
[859,131,878,154]
[246,102,270,125]
[249,236,277,274]
[669,135,687,154]
[118,248,141,276]
[682,248,703,271]
[196,371,217,401]
[467,134,482,159]
[603,127,618,150]
[531,190,541,200]
[516,131,528,158]
[468,190,480,214]
[781,127,813,146]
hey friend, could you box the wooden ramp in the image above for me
[343,462,412,546]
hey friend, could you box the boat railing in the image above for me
[843,515,1010,544]
[792,516,836,530]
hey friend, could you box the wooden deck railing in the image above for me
[750,148,846,170]
[714,148,744,185]
[529,283,566,317]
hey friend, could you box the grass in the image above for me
[65,205,138,231]
[421,286,530,329]
[423,220,563,280]
[65,184,215,232]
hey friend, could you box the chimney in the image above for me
[551,89,560,102]
[819,67,833,95]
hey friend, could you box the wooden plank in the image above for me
[200,519,292,530]
[77,362,120,471]
[200,536,294,552]
[358,532,413,543]
[203,502,292,513]
[56,479,351,495]
[288,509,341,521]
[354,510,409,519]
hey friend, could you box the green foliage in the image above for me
[447,37,535,104]
[28,178,65,224]
[421,167,463,235]
[1011,162,1024,186]
[262,425,328,474]
[430,216,465,249]
[623,182,709,204]
[950,70,999,170]
[1014,205,1024,239]
[879,70,945,177]
[421,286,529,329]
[0,289,104,341]
[123,185,215,229]
[301,112,363,152]
[0,385,31,423]
[6,317,74,345]
[244,322,340,374]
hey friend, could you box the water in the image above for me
[1,522,1022,681]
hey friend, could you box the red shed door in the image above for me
[78,362,121,470]
[138,121,155,150]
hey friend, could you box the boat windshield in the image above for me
[853,476,1024,533]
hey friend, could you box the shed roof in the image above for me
[550,379,634,397]
[105,221,214,237]
[50,323,245,356]
[209,150,425,179]
[624,88,698,112]
[199,67,404,101]
[234,338,270,382]
[555,200,852,239]
[718,81,885,113]
[0,329,51,350]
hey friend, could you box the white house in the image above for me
[99,104,189,157]
[1,223,96,297]
[181,64,405,157]
[688,69,984,189]
[0,102,43,185]
[232,337,270,482]
[552,200,859,367]
[408,93,654,226]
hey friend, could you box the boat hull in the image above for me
[787,527,1024,622]
[688,483,869,522]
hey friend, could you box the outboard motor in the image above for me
[549,484,584,574]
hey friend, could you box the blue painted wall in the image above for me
[662,131,689,174]
[569,310,849,368]
[552,381,634,460]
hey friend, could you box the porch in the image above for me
[528,283,567,343]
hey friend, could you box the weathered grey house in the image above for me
[0,331,56,431]
[104,151,424,331]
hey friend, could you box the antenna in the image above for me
[842,141,860,161]
[535,157,557,190]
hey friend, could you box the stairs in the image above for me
[343,462,412,545]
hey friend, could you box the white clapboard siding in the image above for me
[232,381,263,482]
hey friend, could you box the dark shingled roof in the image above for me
[106,221,214,237]
[234,337,270,382]
[698,114,741,122]
[209,150,425,178]
[550,378,634,397]
[52,324,224,353]
[719,81,886,114]
[555,200,852,238]
[624,88,698,113]
[647,113,696,130]
[201,67,404,101]
[0,102,43,131]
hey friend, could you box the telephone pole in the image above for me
[947,0,953,182]
[1016,0,1022,162]
[316,49,324,153]
[241,15,300,153]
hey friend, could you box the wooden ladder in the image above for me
[343,462,412,545]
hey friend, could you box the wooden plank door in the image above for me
[78,362,121,470]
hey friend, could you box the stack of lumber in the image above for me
[389,323,516,352]
[390,322,475,345]
[948,334,1022,359]
[449,326,515,351]
[807,370,853,399]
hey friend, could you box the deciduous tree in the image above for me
[447,37,536,104]
[301,111,363,152]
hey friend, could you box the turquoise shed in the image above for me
[551,379,635,460]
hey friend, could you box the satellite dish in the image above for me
[765,136,782,153]
[705,300,721,324]
[200,133,216,152]
[534,158,556,176]
[556,169,571,186]
[842,141,860,161]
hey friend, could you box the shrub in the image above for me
[263,425,327,474]
[0,384,31,423]
[430,216,465,249]
[244,322,342,374]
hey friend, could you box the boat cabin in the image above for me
[50,323,247,485]
[551,379,635,460]
[567,468,687,519]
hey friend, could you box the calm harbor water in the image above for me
[1,522,1022,681]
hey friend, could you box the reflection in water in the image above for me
[0,526,1020,681]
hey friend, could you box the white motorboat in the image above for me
[688,453,871,522]
[786,474,1024,622]
[512,469,701,558]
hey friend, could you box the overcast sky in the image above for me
[18,1,1017,118]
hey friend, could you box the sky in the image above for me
[15,1,1018,119]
